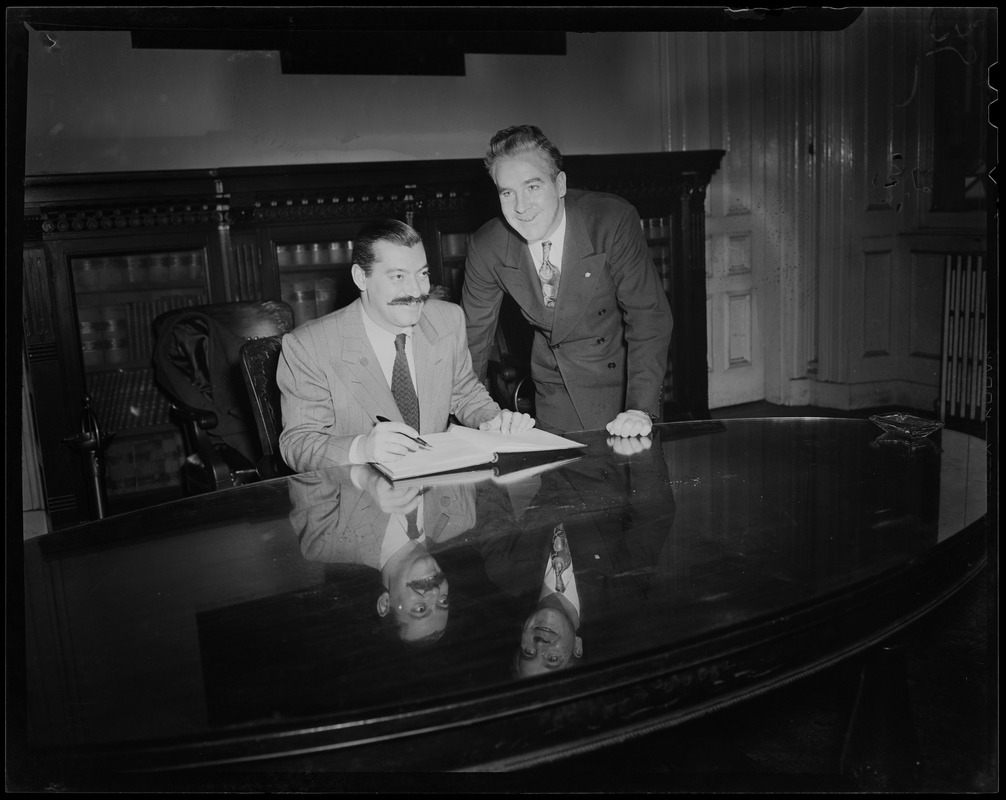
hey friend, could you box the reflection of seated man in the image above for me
[288,464,477,644]
[276,217,534,474]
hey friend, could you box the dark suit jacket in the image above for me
[477,443,675,636]
[277,298,500,473]
[462,188,673,433]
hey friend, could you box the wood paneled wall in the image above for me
[660,9,988,412]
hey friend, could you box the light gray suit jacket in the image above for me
[277,298,501,473]
[288,467,478,567]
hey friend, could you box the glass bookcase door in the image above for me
[71,248,210,505]
[436,230,469,302]
[275,238,355,327]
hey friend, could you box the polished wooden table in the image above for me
[20,418,988,784]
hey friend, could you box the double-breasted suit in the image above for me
[462,188,673,433]
[277,298,500,473]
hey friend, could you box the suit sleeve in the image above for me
[277,330,358,472]
[460,237,505,384]
[288,470,387,564]
[607,203,673,418]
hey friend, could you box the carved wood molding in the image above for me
[229,196,406,225]
[27,203,224,238]
[227,182,480,225]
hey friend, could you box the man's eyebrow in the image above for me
[499,177,543,192]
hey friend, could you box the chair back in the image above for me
[152,300,294,490]
[239,335,292,476]
[487,296,536,415]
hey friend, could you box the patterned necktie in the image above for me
[405,510,421,539]
[391,333,421,537]
[551,522,571,593]
[391,333,420,431]
[539,240,559,308]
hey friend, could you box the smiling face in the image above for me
[514,605,582,677]
[492,151,567,244]
[352,239,431,333]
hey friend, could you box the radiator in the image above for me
[940,253,987,424]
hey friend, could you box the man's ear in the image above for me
[555,171,567,199]
[573,635,583,660]
[376,591,390,618]
[351,263,368,293]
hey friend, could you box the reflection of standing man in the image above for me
[476,436,675,675]
[515,523,583,676]
[462,125,673,437]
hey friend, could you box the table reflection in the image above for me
[289,465,478,644]
[472,435,676,677]
[23,419,987,772]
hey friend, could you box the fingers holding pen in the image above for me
[365,416,424,462]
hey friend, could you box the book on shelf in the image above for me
[370,424,585,482]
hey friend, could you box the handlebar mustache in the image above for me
[408,572,446,592]
[389,295,430,306]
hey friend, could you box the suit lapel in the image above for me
[497,229,549,321]
[493,197,605,343]
[335,300,399,420]
[412,311,450,434]
[551,199,606,343]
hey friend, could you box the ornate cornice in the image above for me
[226,182,479,225]
[228,194,406,225]
[27,203,224,237]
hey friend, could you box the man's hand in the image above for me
[352,464,423,515]
[362,420,422,463]
[479,410,536,435]
[606,435,652,456]
[605,409,653,438]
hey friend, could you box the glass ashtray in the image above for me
[869,412,944,441]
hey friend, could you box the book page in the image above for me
[446,424,585,453]
[371,431,495,481]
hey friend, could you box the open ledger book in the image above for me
[371,424,585,482]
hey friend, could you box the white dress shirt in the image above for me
[348,306,419,464]
[540,545,581,615]
[527,209,568,275]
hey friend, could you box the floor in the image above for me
[520,402,997,792]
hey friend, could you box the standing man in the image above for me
[461,124,673,436]
[278,218,534,474]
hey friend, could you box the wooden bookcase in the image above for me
[23,151,724,527]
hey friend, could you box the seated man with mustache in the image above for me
[278,217,534,474]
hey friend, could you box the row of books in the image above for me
[79,293,207,365]
[650,245,673,293]
[232,242,263,301]
[641,216,671,241]
[105,430,185,497]
[87,367,173,433]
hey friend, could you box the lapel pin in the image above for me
[584,272,591,278]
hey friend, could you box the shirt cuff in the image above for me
[348,434,366,464]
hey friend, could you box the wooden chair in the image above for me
[486,296,535,416]
[239,335,294,478]
[152,300,294,494]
